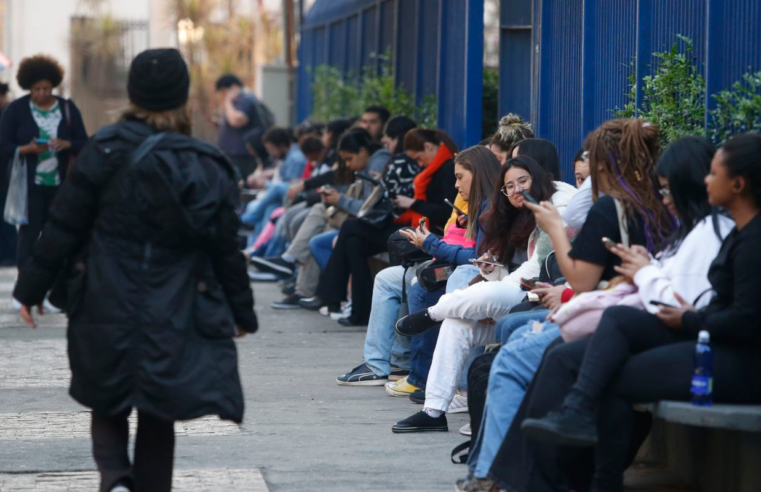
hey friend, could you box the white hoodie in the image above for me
[636,215,734,314]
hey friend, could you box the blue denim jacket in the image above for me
[279,144,307,182]
[420,201,488,265]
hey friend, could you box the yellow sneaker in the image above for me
[385,376,420,397]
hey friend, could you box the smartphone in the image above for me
[418,217,427,230]
[520,190,538,205]
[521,278,539,290]
[601,237,617,250]
[444,198,467,218]
[319,185,332,195]
[649,300,678,309]
[35,138,49,145]
[469,258,504,268]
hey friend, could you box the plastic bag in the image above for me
[4,148,28,225]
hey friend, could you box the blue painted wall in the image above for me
[298,0,484,149]
[501,0,761,184]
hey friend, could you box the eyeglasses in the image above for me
[658,188,672,197]
[501,176,532,197]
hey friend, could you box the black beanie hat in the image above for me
[128,48,190,111]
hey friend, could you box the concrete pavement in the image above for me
[0,268,470,491]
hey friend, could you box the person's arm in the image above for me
[420,234,475,265]
[682,233,761,344]
[304,170,335,190]
[224,92,250,129]
[13,141,108,306]
[204,178,257,333]
[66,101,89,153]
[562,177,595,230]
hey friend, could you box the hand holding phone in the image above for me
[601,237,617,251]
[520,278,539,290]
[35,138,49,145]
[649,300,679,309]
[520,190,539,205]
[444,198,468,218]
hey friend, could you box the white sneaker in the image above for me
[319,306,330,316]
[110,486,131,492]
[11,298,21,310]
[459,423,472,436]
[448,392,469,414]
[43,299,61,314]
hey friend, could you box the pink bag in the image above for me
[440,226,476,248]
[252,207,286,251]
[551,283,643,342]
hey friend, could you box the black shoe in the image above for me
[271,293,303,310]
[521,406,598,447]
[395,310,440,336]
[250,256,295,277]
[281,282,296,296]
[409,389,425,404]
[298,296,325,311]
[338,317,367,327]
[336,363,389,386]
[392,410,448,433]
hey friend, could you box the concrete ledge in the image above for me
[650,401,761,432]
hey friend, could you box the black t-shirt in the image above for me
[568,195,647,282]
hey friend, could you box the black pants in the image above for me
[316,218,398,324]
[92,410,176,492]
[17,185,58,269]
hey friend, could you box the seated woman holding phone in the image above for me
[391,155,577,433]
[460,134,731,492]
[335,146,500,386]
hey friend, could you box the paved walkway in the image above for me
[0,269,469,491]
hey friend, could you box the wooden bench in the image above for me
[637,402,761,491]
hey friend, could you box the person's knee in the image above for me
[375,266,401,291]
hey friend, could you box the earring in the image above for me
[634,170,642,182]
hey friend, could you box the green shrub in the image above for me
[710,71,761,145]
[310,54,437,128]
[613,35,706,146]
[482,68,499,139]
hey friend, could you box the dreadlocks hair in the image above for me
[490,114,534,152]
[585,118,675,253]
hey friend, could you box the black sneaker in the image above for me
[250,256,295,277]
[336,363,389,386]
[337,317,367,327]
[521,406,598,447]
[395,310,440,336]
[271,293,303,310]
[389,367,409,381]
[392,410,448,433]
[409,389,425,404]
[281,281,296,296]
[299,296,340,313]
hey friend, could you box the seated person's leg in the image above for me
[428,280,527,323]
[308,230,340,270]
[406,282,445,390]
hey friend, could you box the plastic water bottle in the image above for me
[691,330,713,407]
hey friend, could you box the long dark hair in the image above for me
[454,146,501,240]
[512,138,562,181]
[585,119,674,253]
[480,156,557,261]
[326,118,353,149]
[656,136,718,255]
[384,116,418,154]
[722,132,761,208]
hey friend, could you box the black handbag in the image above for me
[356,172,394,228]
[416,259,455,291]
[387,229,431,267]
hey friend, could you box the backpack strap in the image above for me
[451,441,470,464]
[613,198,630,248]
[131,133,167,165]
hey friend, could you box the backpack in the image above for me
[451,351,498,464]
[242,93,275,129]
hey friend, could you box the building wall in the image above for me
[501,0,761,183]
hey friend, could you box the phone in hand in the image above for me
[469,258,504,268]
[444,198,468,218]
[649,300,679,309]
[319,185,332,195]
[35,138,49,145]
[520,190,539,205]
[418,217,428,231]
[520,278,539,290]
[601,237,617,251]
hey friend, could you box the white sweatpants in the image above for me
[425,281,526,412]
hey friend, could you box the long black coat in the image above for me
[14,121,257,423]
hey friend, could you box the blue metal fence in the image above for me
[501,0,761,184]
[298,0,484,149]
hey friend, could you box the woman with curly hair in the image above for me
[0,54,88,273]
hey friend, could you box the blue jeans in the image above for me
[468,320,561,478]
[496,309,552,344]
[363,266,415,376]
[308,230,339,269]
[241,182,288,230]
[407,265,479,389]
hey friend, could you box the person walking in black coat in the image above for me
[0,55,88,270]
[13,49,257,492]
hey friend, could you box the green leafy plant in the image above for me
[710,70,761,145]
[612,35,706,146]
[311,53,437,128]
